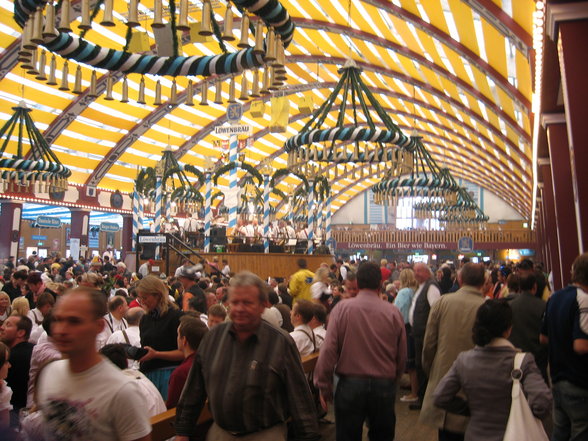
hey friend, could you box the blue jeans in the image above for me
[552,380,588,441]
[334,376,396,441]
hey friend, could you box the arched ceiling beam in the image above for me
[0,40,21,80]
[362,0,531,57]
[292,17,530,111]
[288,55,530,143]
[42,72,124,145]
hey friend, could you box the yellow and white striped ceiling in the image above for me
[0,0,535,217]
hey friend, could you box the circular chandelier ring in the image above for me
[15,0,294,78]
[284,126,416,153]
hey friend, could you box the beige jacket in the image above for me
[419,285,486,433]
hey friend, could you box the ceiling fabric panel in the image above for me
[447,0,479,55]
[481,20,508,80]
[515,51,532,101]
[512,0,535,36]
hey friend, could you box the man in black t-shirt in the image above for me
[0,314,34,426]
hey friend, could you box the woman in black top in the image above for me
[137,275,183,400]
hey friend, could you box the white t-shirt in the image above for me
[120,370,166,417]
[290,324,317,357]
[37,358,152,441]
[0,380,13,412]
[261,307,283,328]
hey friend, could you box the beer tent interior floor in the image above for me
[318,382,436,441]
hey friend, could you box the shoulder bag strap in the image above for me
[510,352,525,395]
[105,313,114,333]
[122,329,131,345]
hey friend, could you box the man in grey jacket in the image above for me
[420,263,487,441]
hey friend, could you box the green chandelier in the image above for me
[136,147,204,213]
[371,137,460,205]
[0,102,71,193]
[285,59,414,178]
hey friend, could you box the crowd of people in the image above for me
[0,250,585,441]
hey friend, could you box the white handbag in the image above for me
[503,352,549,441]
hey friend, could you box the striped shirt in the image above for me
[175,321,320,440]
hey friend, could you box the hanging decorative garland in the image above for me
[14,0,294,78]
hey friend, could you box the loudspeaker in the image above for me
[211,226,227,246]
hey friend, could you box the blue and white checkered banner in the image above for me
[325,195,333,253]
[263,174,271,254]
[132,189,140,251]
[204,173,212,253]
[307,183,315,254]
[154,175,163,233]
[288,196,294,224]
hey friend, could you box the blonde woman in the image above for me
[310,266,332,308]
[395,268,419,403]
[0,293,12,325]
[78,272,104,290]
[136,275,183,400]
[11,296,30,317]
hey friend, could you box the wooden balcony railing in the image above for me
[332,229,535,245]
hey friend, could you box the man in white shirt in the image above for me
[296,224,309,240]
[107,307,144,370]
[289,300,318,357]
[242,220,255,241]
[221,259,231,277]
[27,292,55,344]
[309,303,327,350]
[408,262,441,409]
[285,221,297,240]
[138,259,153,278]
[96,295,129,350]
[36,287,152,441]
